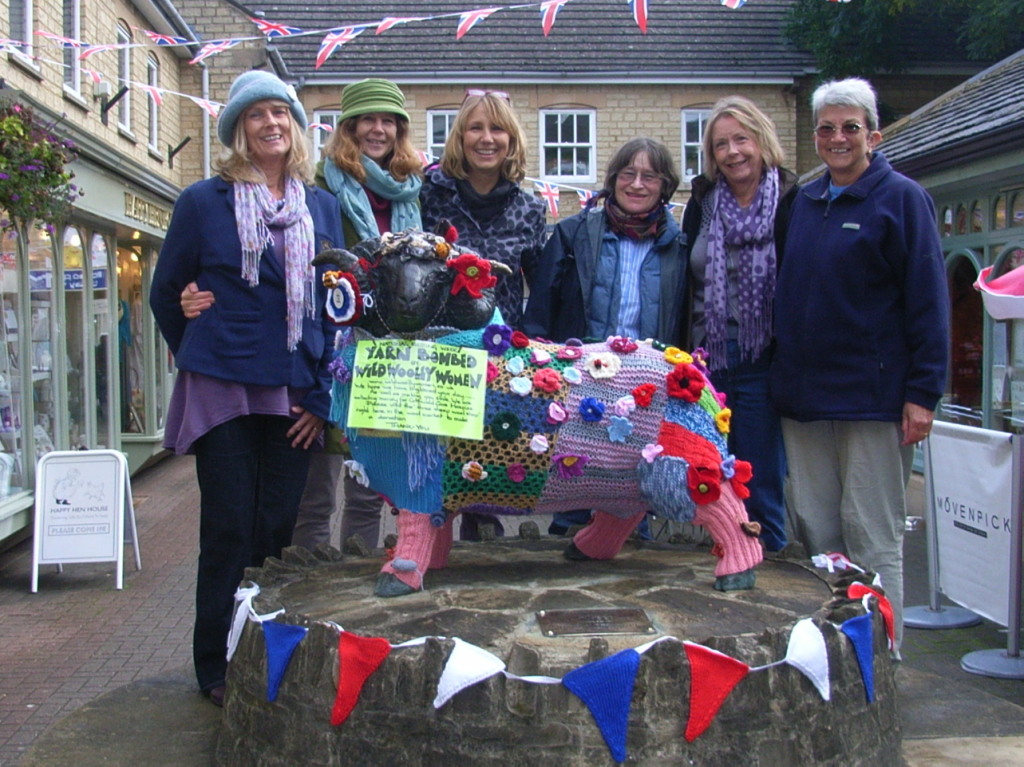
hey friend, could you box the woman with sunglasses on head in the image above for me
[419,89,546,539]
[680,96,798,554]
[523,137,686,551]
[770,78,949,655]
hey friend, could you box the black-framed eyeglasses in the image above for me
[814,123,864,139]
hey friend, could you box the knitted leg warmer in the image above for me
[429,514,454,570]
[572,510,647,560]
[692,485,764,577]
[380,509,436,591]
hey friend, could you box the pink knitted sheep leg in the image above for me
[692,485,764,578]
[572,510,647,560]
[429,514,455,570]
[380,509,437,590]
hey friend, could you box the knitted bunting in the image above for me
[847,582,895,651]
[331,631,392,726]
[434,637,506,708]
[562,648,642,763]
[784,619,830,701]
[840,612,876,703]
[263,622,309,702]
[683,641,750,742]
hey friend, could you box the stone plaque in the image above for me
[536,608,655,637]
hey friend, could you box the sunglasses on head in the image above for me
[463,89,511,103]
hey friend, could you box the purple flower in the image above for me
[552,453,589,479]
[482,323,512,355]
[327,356,351,383]
[506,463,526,483]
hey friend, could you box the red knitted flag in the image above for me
[683,642,750,742]
[331,631,392,726]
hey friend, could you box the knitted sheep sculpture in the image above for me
[317,229,763,598]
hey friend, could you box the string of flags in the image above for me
[229,554,893,764]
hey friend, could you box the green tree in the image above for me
[786,0,1024,80]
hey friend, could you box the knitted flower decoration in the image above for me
[607,416,633,443]
[461,461,489,482]
[546,401,568,424]
[687,465,721,504]
[533,368,562,393]
[449,254,497,298]
[529,434,550,453]
[612,395,636,417]
[715,408,732,434]
[579,397,606,422]
[667,363,706,403]
[642,443,664,463]
[491,412,521,441]
[344,460,370,487]
[632,383,657,408]
[664,346,693,366]
[729,459,753,500]
[506,463,526,483]
[482,324,512,355]
[530,348,552,366]
[506,356,526,375]
[510,376,533,396]
[608,336,638,354]
[557,346,583,360]
[690,346,710,372]
[584,352,621,379]
[486,361,500,383]
[553,453,589,479]
[563,367,583,385]
[327,355,351,384]
[511,330,530,349]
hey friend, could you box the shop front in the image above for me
[0,159,177,545]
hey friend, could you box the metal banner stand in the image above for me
[960,435,1024,679]
[904,436,982,630]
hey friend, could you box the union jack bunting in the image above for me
[315,26,366,69]
[189,39,240,65]
[79,44,125,60]
[35,31,83,47]
[376,16,427,35]
[308,122,334,132]
[141,29,189,46]
[629,0,648,33]
[250,18,303,38]
[138,84,164,107]
[540,0,570,37]
[83,68,104,85]
[187,96,221,118]
[456,8,501,40]
[535,182,561,218]
[416,150,433,168]
[721,0,746,8]
[576,189,595,208]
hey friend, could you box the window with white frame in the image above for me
[541,109,596,182]
[8,0,34,59]
[427,110,458,164]
[116,23,132,131]
[63,0,81,92]
[146,55,160,151]
[681,109,711,183]
[311,109,340,159]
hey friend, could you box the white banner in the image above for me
[926,421,1020,626]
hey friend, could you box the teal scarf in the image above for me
[323,156,422,240]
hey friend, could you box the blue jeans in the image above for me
[192,414,311,691]
[709,341,788,552]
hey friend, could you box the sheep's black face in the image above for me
[372,249,452,333]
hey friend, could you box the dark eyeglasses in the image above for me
[463,89,510,103]
[814,123,864,139]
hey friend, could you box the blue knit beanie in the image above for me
[217,70,307,147]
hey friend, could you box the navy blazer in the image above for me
[150,176,343,421]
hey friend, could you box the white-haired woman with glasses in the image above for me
[680,95,798,554]
[420,89,546,540]
[769,77,949,654]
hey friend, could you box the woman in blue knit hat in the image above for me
[150,69,342,707]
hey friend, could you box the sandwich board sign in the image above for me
[31,450,140,592]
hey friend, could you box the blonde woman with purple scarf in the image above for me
[150,71,342,708]
[680,95,798,553]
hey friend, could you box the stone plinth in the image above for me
[216,539,900,767]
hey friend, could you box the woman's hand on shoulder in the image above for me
[181,281,215,318]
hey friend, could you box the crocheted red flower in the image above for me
[667,363,705,403]
[632,383,657,408]
[608,336,638,354]
[687,465,721,504]
[533,368,562,393]
[730,459,753,500]
[486,361,500,383]
[506,463,526,483]
[511,330,530,349]
[448,254,497,298]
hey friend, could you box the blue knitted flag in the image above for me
[562,648,641,763]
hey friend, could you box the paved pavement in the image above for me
[0,455,1022,766]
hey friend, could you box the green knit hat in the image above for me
[339,79,409,122]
